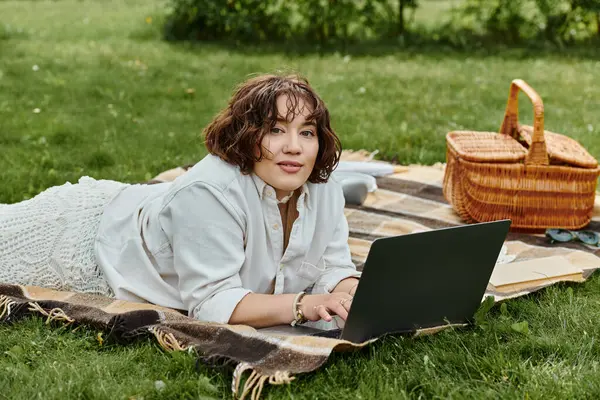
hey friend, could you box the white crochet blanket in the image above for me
[0,177,126,295]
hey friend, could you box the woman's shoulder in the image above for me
[156,154,252,220]
[176,154,245,192]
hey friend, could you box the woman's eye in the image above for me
[301,130,315,137]
[270,127,283,134]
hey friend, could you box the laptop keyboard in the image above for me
[312,328,343,339]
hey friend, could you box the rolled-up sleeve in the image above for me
[158,182,251,324]
[313,213,361,294]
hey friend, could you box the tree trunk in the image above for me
[597,12,600,37]
[399,0,405,35]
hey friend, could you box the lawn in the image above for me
[2,0,600,399]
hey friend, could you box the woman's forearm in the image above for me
[228,293,296,328]
[332,277,359,295]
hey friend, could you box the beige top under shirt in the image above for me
[94,154,361,324]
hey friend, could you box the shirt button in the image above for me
[280,264,284,270]
[273,223,279,230]
[266,189,274,197]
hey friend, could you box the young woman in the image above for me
[0,74,361,328]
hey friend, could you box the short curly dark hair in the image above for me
[203,73,341,184]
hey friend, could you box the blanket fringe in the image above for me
[149,326,190,352]
[27,302,75,325]
[0,295,17,321]
[148,327,294,400]
[233,363,295,400]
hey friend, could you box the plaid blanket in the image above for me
[1,151,599,399]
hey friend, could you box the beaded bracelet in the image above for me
[290,291,307,326]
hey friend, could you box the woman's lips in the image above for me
[278,162,302,173]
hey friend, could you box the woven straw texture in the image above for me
[443,79,600,231]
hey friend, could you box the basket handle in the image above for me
[499,79,549,166]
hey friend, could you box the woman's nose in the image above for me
[283,132,302,154]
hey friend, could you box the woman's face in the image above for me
[253,95,319,200]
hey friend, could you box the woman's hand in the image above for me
[299,292,354,322]
[332,277,359,296]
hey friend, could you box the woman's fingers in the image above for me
[341,297,353,311]
[327,296,351,320]
[315,304,332,322]
[304,293,354,322]
[331,302,349,320]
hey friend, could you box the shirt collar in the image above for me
[251,173,311,210]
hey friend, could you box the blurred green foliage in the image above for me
[163,0,599,48]
[163,0,419,45]
[446,0,600,46]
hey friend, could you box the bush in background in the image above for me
[445,0,600,47]
[164,0,290,42]
[163,0,419,45]
[162,0,598,49]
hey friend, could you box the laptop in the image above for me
[259,219,511,343]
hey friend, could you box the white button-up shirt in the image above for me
[94,154,360,324]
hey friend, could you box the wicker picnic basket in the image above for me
[443,79,600,231]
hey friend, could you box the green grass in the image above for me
[2,0,600,398]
